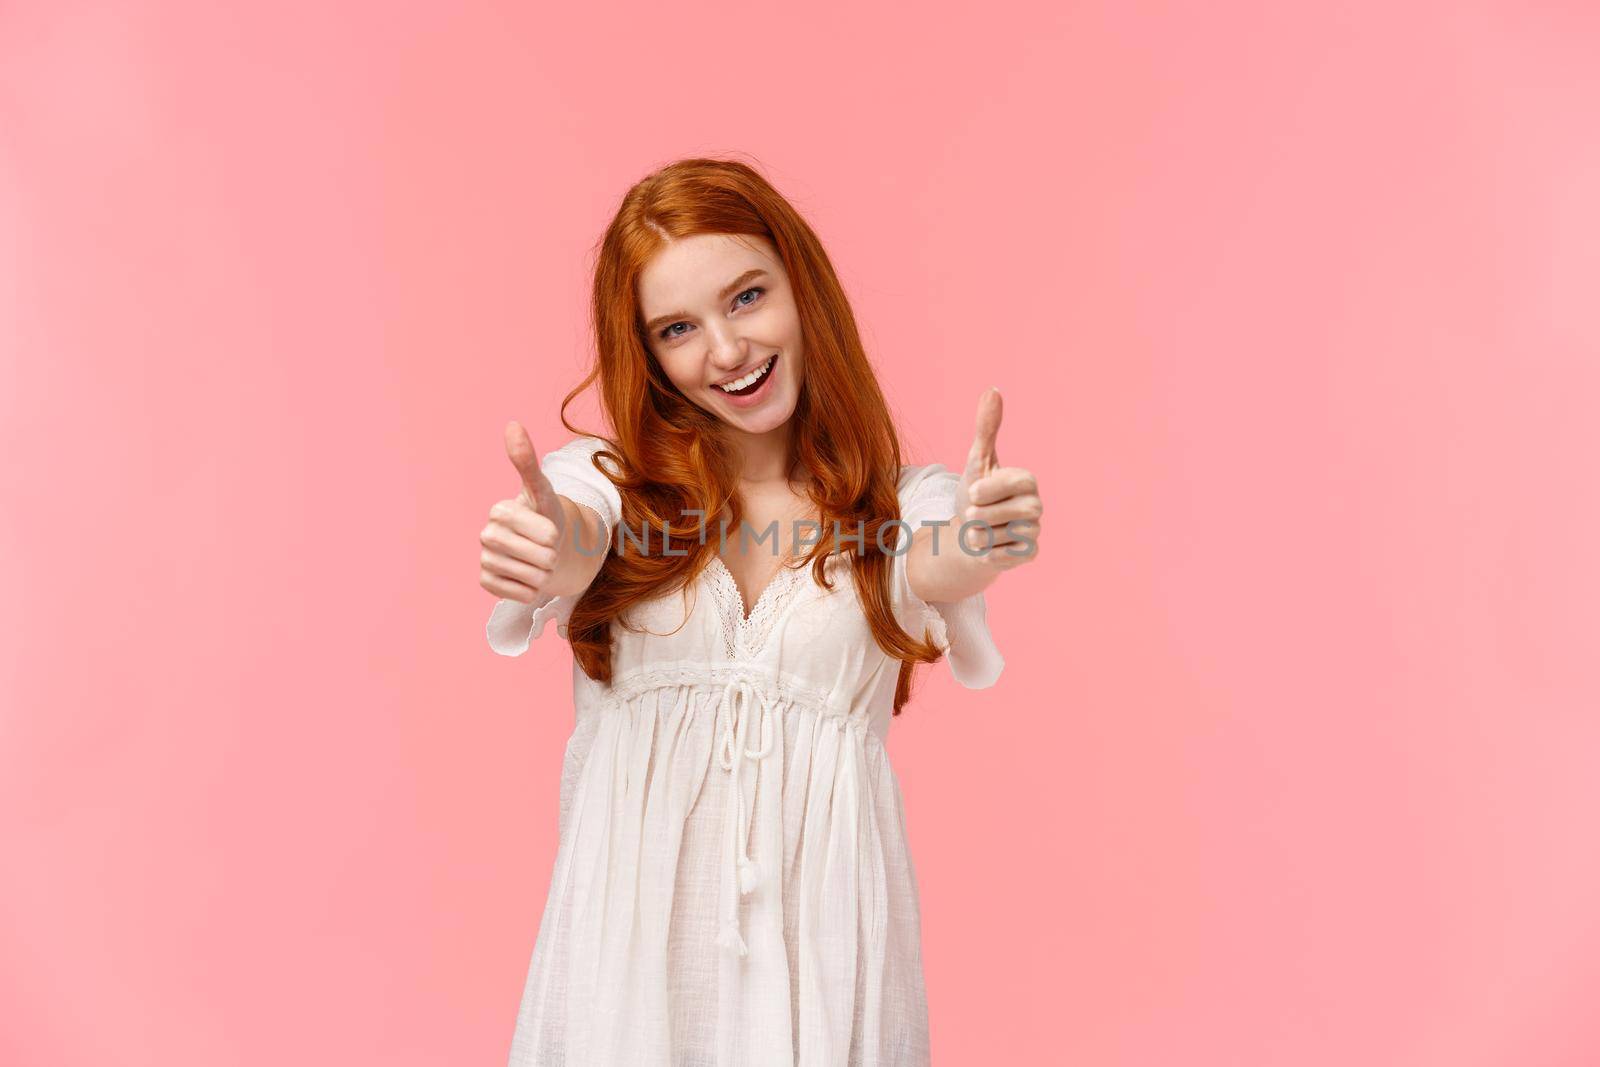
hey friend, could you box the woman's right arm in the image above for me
[539,495,608,597]
[480,423,619,611]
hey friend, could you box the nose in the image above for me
[704,321,750,374]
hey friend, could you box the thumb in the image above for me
[504,420,561,518]
[964,387,1002,480]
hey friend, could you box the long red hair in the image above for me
[556,156,944,714]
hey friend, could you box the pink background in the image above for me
[4,2,1599,1064]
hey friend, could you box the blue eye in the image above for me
[657,287,765,341]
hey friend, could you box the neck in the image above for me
[731,422,796,486]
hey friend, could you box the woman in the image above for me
[479,158,1042,1065]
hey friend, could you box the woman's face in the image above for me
[638,233,804,436]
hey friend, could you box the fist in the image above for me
[479,420,568,604]
[952,387,1042,571]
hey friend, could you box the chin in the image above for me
[720,392,797,434]
[726,409,795,435]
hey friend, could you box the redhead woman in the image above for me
[478,158,1042,1066]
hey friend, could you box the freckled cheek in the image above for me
[659,354,705,393]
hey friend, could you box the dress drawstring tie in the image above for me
[715,676,775,957]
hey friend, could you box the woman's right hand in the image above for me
[479,421,569,604]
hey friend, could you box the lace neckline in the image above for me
[709,554,798,621]
[703,552,844,660]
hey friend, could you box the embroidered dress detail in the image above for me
[704,554,810,659]
[486,435,1006,1066]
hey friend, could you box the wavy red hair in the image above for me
[555,156,945,714]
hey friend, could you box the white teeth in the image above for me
[713,355,775,393]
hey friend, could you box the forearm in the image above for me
[904,522,998,604]
[541,496,609,597]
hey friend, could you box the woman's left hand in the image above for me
[951,388,1042,572]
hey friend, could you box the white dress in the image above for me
[487,436,1004,1066]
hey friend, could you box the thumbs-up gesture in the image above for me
[479,421,568,604]
[951,388,1041,571]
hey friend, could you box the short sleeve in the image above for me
[892,462,1005,688]
[485,435,622,657]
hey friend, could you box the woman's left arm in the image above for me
[906,387,1042,604]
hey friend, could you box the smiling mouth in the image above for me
[712,354,777,396]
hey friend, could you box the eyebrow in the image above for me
[643,269,769,335]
